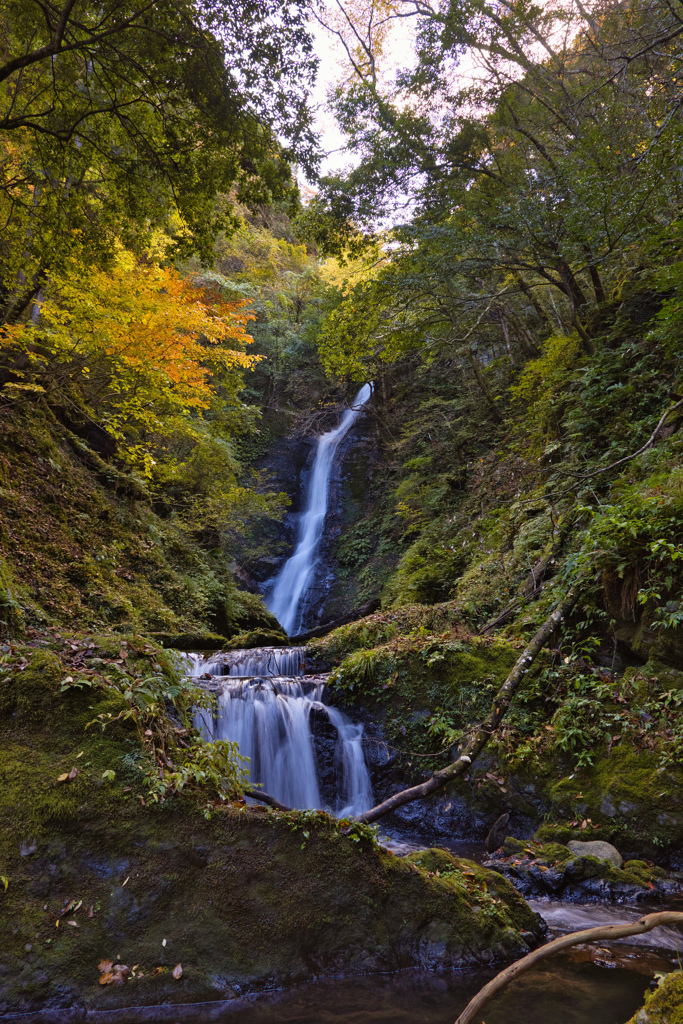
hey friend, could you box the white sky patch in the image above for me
[305,10,417,181]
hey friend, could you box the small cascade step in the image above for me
[188,646,373,817]
[190,645,307,679]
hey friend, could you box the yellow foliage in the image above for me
[509,332,581,407]
[2,251,258,448]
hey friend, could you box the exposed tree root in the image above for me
[454,911,683,1024]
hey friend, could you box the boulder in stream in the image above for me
[567,839,623,868]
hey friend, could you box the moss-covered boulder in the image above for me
[0,633,544,1016]
[221,628,289,651]
[482,836,679,901]
[627,972,683,1024]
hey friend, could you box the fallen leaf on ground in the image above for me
[67,920,79,928]
[172,964,183,979]
[98,960,113,973]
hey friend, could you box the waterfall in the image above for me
[267,382,373,636]
[190,647,373,816]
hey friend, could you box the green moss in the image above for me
[222,628,289,651]
[0,633,543,1014]
[544,745,683,857]
[626,971,683,1024]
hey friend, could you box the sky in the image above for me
[305,10,417,181]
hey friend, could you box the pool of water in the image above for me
[164,944,674,1024]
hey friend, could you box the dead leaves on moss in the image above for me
[97,960,183,985]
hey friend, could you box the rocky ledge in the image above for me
[483,837,683,902]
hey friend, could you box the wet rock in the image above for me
[483,836,682,902]
[485,813,510,853]
[567,839,623,868]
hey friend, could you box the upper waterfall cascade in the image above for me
[190,646,373,817]
[267,383,373,636]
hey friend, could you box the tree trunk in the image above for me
[356,585,580,824]
[466,348,504,423]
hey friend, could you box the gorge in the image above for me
[4,0,683,1019]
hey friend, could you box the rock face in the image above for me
[567,839,623,868]
[483,838,681,902]
[0,809,543,1016]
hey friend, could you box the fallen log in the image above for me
[355,584,579,824]
[454,911,683,1024]
[291,598,381,642]
[244,789,293,812]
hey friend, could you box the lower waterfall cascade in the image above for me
[189,646,373,816]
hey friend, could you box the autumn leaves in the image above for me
[97,958,183,987]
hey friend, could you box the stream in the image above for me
[184,389,681,1023]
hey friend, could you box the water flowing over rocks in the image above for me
[265,384,373,637]
[189,646,373,817]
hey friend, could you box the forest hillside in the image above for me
[2,0,683,1020]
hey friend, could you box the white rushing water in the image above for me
[190,647,373,816]
[267,382,373,636]
[528,900,683,951]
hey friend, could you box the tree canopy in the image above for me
[0,0,319,323]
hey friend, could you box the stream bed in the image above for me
[152,949,669,1024]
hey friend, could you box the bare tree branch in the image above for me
[455,911,683,1024]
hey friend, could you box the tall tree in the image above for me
[0,0,319,321]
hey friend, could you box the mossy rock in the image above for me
[0,631,545,1015]
[152,631,227,650]
[539,745,683,859]
[326,634,518,716]
[13,651,63,726]
[405,848,540,936]
[503,837,573,864]
[222,628,289,651]
[627,971,683,1024]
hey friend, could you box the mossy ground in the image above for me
[312,607,683,861]
[628,972,683,1024]
[0,407,276,641]
[0,633,543,1014]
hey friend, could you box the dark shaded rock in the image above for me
[482,836,683,902]
[293,599,382,642]
[485,813,510,854]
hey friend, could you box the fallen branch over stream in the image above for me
[454,911,683,1024]
[245,789,292,811]
[355,584,580,824]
